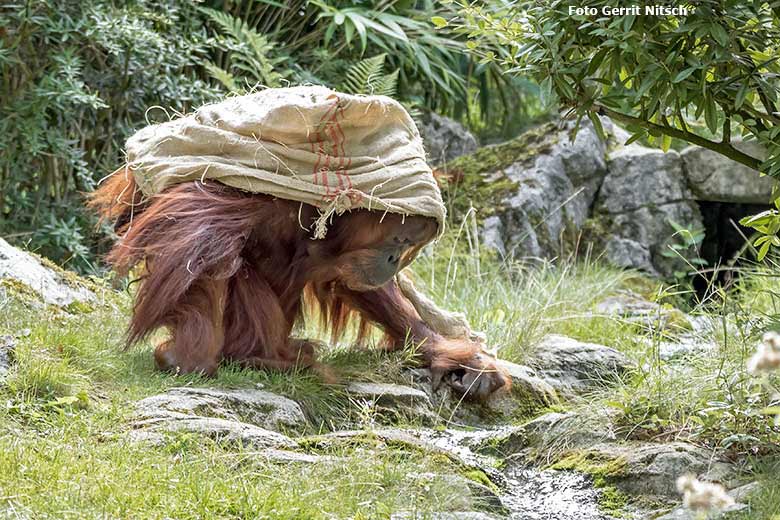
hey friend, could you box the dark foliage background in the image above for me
[0,0,548,272]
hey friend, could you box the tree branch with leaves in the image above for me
[438,0,780,258]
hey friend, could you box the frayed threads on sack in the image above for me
[311,189,364,239]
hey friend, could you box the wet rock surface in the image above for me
[502,463,616,520]
[125,376,744,519]
[124,314,742,520]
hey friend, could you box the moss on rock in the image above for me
[550,449,631,517]
[439,122,559,220]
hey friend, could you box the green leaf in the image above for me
[735,83,748,110]
[431,16,447,28]
[587,48,609,76]
[540,76,553,105]
[587,111,606,141]
[625,131,645,145]
[710,24,729,47]
[757,239,771,261]
[346,14,368,52]
[704,95,719,134]
[661,133,672,152]
[672,67,696,83]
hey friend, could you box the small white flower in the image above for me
[747,331,780,374]
[676,474,735,512]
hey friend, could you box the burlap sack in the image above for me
[126,86,446,239]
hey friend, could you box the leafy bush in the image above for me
[0,0,546,269]
[0,0,221,271]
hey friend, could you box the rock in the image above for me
[496,120,609,259]
[582,442,734,499]
[134,387,307,432]
[461,119,608,259]
[400,366,555,425]
[419,111,478,165]
[347,382,432,407]
[645,315,719,361]
[682,140,773,204]
[596,146,704,277]
[491,360,559,412]
[599,147,691,214]
[595,291,692,333]
[604,237,658,275]
[130,387,307,447]
[0,237,95,307]
[481,216,506,257]
[529,335,633,396]
[131,414,295,449]
[346,381,436,422]
[0,335,16,383]
[473,411,617,459]
[252,448,337,464]
[309,427,505,484]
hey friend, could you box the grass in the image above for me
[0,284,477,518]
[1,234,780,518]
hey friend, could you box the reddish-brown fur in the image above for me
[90,170,508,399]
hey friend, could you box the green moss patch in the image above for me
[439,122,558,219]
[551,450,630,517]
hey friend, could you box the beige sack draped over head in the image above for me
[126,86,446,239]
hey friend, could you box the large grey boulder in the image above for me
[480,119,610,259]
[585,442,734,499]
[529,335,633,396]
[595,146,703,276]
[0,237,95,306]
[420,111,479,165]
[682,140,773,204]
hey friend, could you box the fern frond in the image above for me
[200,7,245,41]
[201,7,283,88]
[373,68,398,97]
[341,54,388,95]
[203,62,241,93]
